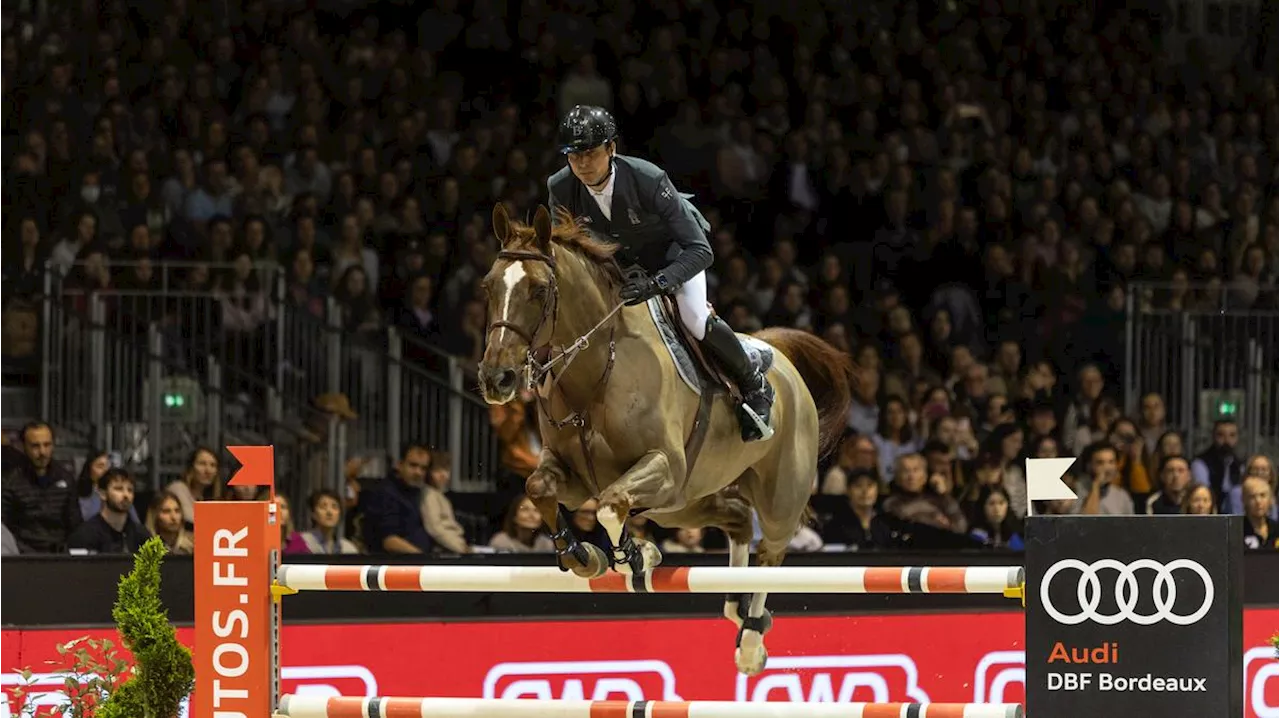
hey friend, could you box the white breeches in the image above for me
[675,271,711,340]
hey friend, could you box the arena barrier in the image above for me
[190,447,1033,718]
[275,563,1025,595]
[275,696,1025,718]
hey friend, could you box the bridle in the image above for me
[486,248,624,386]
[485,246,624,493]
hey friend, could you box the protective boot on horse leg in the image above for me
[525,461,608,578]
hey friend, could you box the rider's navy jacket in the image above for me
[547,154,713,288]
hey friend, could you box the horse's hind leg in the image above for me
[733,455,813,676]
[700,486,774,677]
[596,450,678,575]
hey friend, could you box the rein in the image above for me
[487,247,625,493]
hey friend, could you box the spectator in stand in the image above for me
[1137,393,1169,453]
[277,495,306,553]
[360,443,435,554]
[1240,455,1279,520]
[487,496,554,553]
[165,447,222,525]
[661,528,705,554]
[1182,484,1218,515]
[1,422,82,553]
[67,468,150,555]
[1145,456,1193,515]
[1148,430,1186,479]
[489,390,541,496]
[819,432,881,494]
[882,453,967,534]
[1191,419,1245,513]
[1242,477,1278,549]
[291,489,360,555]
[967,486,1024,550]
[75,450,137,523]
[1107,417,1153,499]
[145,492,194,555]
[872,396,921,482]
[1077,442,1135,516]
[821,469,894,550]
[421,451,470,554]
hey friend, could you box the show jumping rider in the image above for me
[546,104,775,442]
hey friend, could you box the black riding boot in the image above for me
[700,316,775,441]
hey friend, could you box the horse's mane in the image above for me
[509,207,623,288]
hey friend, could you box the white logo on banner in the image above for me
[1040,558,1215,626]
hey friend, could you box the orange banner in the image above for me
[193,500,279,718]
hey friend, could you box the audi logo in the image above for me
[1039,558,1215,626]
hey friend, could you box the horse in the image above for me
[477,203,855,675]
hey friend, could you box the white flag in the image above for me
[1025,457,1078,516]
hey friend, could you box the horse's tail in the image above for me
[755,327,857,460]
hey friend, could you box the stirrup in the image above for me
[738,403,775,441]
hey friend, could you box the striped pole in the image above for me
[276,696,1025,718]
[276,565,1023,595]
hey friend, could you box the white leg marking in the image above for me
[597,505,626,563]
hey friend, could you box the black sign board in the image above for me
[1025,515,1244,718]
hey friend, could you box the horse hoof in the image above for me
[614,538,663,576]
[568,543,610,579]
[735,644,768,676]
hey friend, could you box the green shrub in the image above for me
[96,537,195,718]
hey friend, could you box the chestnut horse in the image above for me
[478,204,854,675]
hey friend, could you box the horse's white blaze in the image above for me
[496,261,527,344]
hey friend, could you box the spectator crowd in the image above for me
[2,0,1277,555]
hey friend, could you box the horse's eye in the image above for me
[531,285,548,300]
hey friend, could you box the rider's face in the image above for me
[567,143,613,186]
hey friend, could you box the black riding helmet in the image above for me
[558,105,618,154]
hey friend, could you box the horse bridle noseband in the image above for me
[486,248,625,493]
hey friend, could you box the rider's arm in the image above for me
[649,171,712,287]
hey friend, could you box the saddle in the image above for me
[646,295,774,471]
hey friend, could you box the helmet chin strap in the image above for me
[585,152,614,191]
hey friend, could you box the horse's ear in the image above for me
[532,204,552,252]
[492,203,512,246]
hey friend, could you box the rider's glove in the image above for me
[619,272,673,306]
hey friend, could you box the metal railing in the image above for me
[41,261,500,492]
[39,296,341,501]
[1124,281,1279,458]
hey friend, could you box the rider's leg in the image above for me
[676,272,775,441]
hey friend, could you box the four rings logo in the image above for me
[1040,558,1215,626]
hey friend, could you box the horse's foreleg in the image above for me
[597,450,677,575]
[526,453,608,578]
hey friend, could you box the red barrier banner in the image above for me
[1,608,1274,717]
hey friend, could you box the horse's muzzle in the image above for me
[478,366,520,404]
